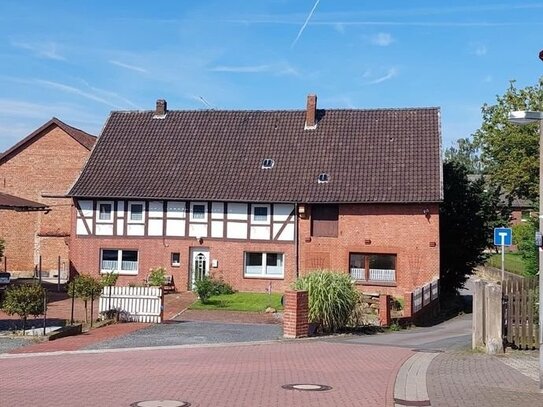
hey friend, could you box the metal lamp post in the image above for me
[507,109,543,390]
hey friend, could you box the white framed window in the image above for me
[171,252,181,267]
[100,249,138,275]
[349,253,396,283]
[190,202,207,222]
[97,201,114,223]
[128,201,145,223]
[244,252,284,278]
[252,204,270,224]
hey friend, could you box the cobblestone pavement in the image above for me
[495,350,539,382]
[427,350,543,406]
[179,309,282,324]
[0,341,412,407]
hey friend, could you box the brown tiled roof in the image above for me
[0,118,96,164]
[69,107,442,203]
[0,192,48,211]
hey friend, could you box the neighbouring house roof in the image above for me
[69,105,443,204]
[0,192,48,211]
[0,118,96,164]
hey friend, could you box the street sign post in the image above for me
[494,227,512,280]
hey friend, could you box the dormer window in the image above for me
[261,159,275,169]
[318,173,329,183]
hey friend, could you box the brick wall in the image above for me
[283,290,309,338]
[299,203,440,297]
[0,126,92,275]
[69,231,296,293]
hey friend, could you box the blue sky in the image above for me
[1,1,542,152]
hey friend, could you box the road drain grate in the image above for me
[282,384,332,391]
[130,400,191,407]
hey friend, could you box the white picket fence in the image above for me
[99,286,163,323]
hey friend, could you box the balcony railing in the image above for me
[350,268,395,282]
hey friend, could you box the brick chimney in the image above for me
[305,94,317,130]
[154,99,167,117]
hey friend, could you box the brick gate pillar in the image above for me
[283,290,309,338]
[379,294,391,327]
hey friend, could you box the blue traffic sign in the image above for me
[494,227,512,246]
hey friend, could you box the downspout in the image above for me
[295,202,299,279]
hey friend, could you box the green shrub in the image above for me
[213,279,235,295]
[512,220,538,275]
[67,274,102,324]
[194,276,215,304]
[293,270,357,333]
[2,283,45,333]
[148,267,167,286]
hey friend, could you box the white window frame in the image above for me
[100,249,139,275]
[97,201,114,223]
[190,202,208,222]
[171,252,181,267]
[128,201,146,223]
[244,252,284,278]
[252,204,270,225]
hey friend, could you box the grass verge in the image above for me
[486,252,527,275]
[190,292,283,312]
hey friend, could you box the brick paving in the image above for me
[427,350,543,406]
[0,341,413,406]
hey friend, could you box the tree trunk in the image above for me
[22,316,26,335]
[84,300,88,324]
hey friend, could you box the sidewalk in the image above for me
[393,347,542,406]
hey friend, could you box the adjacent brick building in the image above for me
[0,118,96,277]
[68,96,442,296]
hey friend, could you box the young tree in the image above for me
[2,284,45,333]
[67,275,102,324]
[473,79,543,201]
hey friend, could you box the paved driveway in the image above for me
[85,320,283,350]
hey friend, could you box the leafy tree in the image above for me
[444,137,483,174]
[100,272,118,287]
[513,220,539,275]
[2,284,45,333]
[440,162,510,295]
[67,274,102,324]
[473,79,543,201]
[147,267,166,286]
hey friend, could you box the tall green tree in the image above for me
[444,137,483,174]
[473,79,543,201]
[440,162,510,294]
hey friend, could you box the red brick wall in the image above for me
[299,203,440,297]
[0,126,92,275]
[69,231,296,293]
[283,290,309,338]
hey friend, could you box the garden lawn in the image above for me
[487,252,527,276]
[190,292,283,312]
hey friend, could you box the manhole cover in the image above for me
[282,383,332,392]
[130,400,190,407]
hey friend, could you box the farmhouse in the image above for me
[68,96,442,296]
[0,118,96,277]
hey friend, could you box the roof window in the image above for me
[261,159,275,169]
[318,173,329,183]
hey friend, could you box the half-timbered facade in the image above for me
[69,96,442,294]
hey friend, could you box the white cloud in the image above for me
[366,67,399,84]
[469,42,487,56]
[371,32,394,46]
[10,40,65,60]
[208,63,299,76]
[109,60,147,73]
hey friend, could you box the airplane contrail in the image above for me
[291,0,320,48]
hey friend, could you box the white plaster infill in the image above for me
[394,351,439,406]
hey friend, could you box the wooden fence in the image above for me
[412,279,439,314]
[99,286,164,323]
[502,277,539,349]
